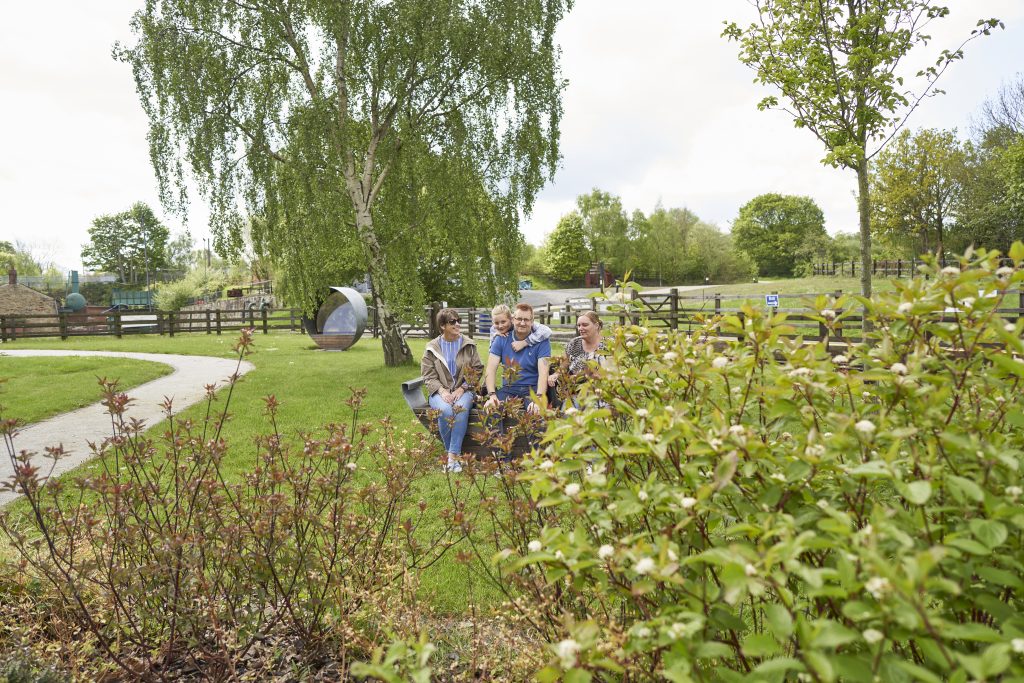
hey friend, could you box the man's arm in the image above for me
[485,353,501,407]
[529,357,550,413]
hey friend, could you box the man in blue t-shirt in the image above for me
[484,302,550,413]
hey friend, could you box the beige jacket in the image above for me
[420,336,484,396]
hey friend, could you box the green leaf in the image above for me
[810,620,859,649]
[564,669,593,683]
[969,519,1008,549]
[803,651,835,683]
[946,475,984,503]
[1010,241,1024,262]
[752,657,804,676]
[764,604,794,639]
[832,655,873,683]
[976,565,1024,589]
[741,633,781,658]
[945,622,1003,642]
[981,643,1011,678]
[902,480,932,505]
[894,660,943,683]
[694,641,733,659]
[946,537,992,555]
[991,353,1024,378]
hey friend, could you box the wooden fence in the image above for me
[3,286,1022,346]
[0,307,304,341]
[395,287,1024,345]
[812,258,1016,278]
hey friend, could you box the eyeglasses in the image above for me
[512,317,532,323]
[445,318,461,325]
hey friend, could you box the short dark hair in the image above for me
[436,307,460,326]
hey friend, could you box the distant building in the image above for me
[0,269,59,336]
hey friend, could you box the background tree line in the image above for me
[870,75,1024,261]
[525,190,758,285]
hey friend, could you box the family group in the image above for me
[420,302,607,471]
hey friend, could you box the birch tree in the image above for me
[118,0,570,365]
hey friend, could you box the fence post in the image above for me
[468,307,476,339]
[851,260,856,277]
[669,288,679,330]
[168,312,175,337]
[0,315,6,342]
[58,312,67,340]
[1019,286,1024,325]
[897,259,902,279]
[261,307,269,334]
[216,310,222,335]
[714,293,721,315]
[114,311,122,338]
[206,310,212,334]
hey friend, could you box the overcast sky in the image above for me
[2,1,1022,272]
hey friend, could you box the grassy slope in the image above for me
[0,356,173,424]
[0,331,505,613]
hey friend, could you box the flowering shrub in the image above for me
[469,246,1024,681]
[0,330,458,679]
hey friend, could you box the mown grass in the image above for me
[0,356,172,424]
[0,331,508,613]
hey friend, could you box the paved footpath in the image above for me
[0,350,255,505]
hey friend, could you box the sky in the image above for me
[1,1,1022,272]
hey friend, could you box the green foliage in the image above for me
[545,212,591,282]
[576,189,631,272]
[0,241,44,278]
[117,0,571,365]
[468,245,1024,680]
[165,231,195,272]
[870,128,970,258]
[732,194,827,277]
[81,203,170,284]
[151,267,228,311]
[351,633,436,683]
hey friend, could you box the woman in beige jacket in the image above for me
[420,308,484,472]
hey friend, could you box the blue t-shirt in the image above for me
[490,333,551,391]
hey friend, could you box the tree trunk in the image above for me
[350,203,413,367]
[857,155,872,299]
[936,217,944,261]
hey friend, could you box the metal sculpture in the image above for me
[308,287,367,351]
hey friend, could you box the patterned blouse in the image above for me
[565,336,608,376]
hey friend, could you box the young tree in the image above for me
[870,128,970,259]
[166,231,195,272]
[576,189,631,272]
[81,203,170,284]
[544,212,590,283]
[118,0,570,366]
[724,2,1001,297]
[0,240,44,277]
[731,194,827,277]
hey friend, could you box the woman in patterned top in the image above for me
[421,307,483,472]
[547,311,607,407]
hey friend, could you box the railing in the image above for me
[388,287,1024,345]
[0,307,305,341]
[812,258,1016,278]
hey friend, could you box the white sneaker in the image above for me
[443,455,463,473]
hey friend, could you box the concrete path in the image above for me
[0,350,255,505]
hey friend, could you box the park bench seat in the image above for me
[401,376,535,460]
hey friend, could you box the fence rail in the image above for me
[812,257,1016,278]
[0,307,304,341]
[3,286,1023,345]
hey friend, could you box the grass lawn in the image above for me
[0,356,173,424]
[0,330,507,613]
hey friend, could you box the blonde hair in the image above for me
[491,303,512,318]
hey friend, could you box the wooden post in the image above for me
[1,315,6,342]
[216,310,222,335]
[546,302,552,326]
[714,293,721,315]
[468,308,476,339]
[168,312,175,337]
[58,312,67,340]
[206,310,212,334]
[113,311,122,338]
[289,308,295,332]
[669,288,678,330]
[1018,286,1024,325]
[261,307,268,334]
[897,259,902,279]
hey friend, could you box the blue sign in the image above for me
[765,294,780,308]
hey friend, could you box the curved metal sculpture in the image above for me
[308,287,367,351]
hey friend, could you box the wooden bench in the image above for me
[401,377,536,459]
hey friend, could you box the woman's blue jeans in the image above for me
[428,391,475,455]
